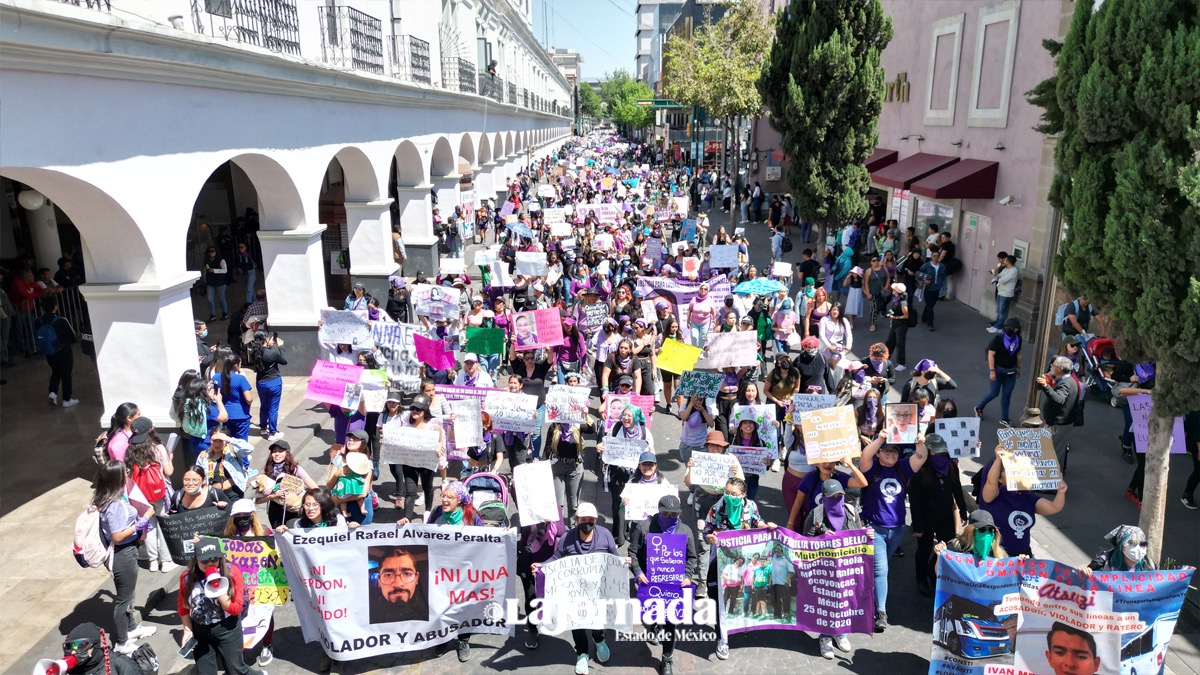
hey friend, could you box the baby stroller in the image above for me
[462,472,512,528]
[1081,335,1123,406]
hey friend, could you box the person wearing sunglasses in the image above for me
[58,622,142,674]
[177,537,266,675]
[933,510,1011,568]
[1079,524,1157,575]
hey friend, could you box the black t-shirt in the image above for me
[987,334,1022,369]
[797,259,821,283]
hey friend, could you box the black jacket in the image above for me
[1040,372,1081,426]
[628,516,700,583]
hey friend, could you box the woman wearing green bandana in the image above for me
[702,477,776,661]
[933,509,1011,572]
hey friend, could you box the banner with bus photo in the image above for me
[930,553,1193,675]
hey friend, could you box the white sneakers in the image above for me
[986,326,1001,333]
[127,624,157,641]
[48,392,57,406]
[62,399,80,408]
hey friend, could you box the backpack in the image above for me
[131,643,160,674]
[780,236,793,253]
[73,504,113,569]
[1054,300,1077,328]
[182,398,208,439]
[36,320,62,356]
[131,462,167,503]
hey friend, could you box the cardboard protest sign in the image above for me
[451,399,483,449]
[770,261,793,278]
[636,533,688,613]
[884,403,920,444]
[705,331,759,368]
[412,283,461,319]
[440,258,466,276]
[319,309,371,347]
[159,506,228,564]
[729,445,775,476]
[645,237,663,262]
[997,427,1060,491]
[276,524,516,661]
[789,394,837,422]
[372,323,424,392]
[657,339,701,374]
[306,361,365,408]
[1128,394,1188,454]
[484,391,539,433]
[464,326,506,355]
[677,370,723,398]
[602,436,649,469]
[731,404,779,457]
[537,553,633,632]
[709,245,739,269]
[800,406,861,462]
[580,302,608,329]
[512,308,564,351]
[379,422,440,470]
[930,555,1194,675]
[515,251,549,277]
[934,418,981,458]
[358,369,389,413]
[413,334,457,371]
[545,385,591,424]
[622,482,679,522]
[458,189,476,217]
[601,394,656,433]
[688,453,743,489]
[513,462,561,525]
[221,537,290,605]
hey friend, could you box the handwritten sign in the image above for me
[413,334,457,370]
[637,533,688,611]
[512,308,564,351]
[658,339,701,374]
[997,427,1060,491]
[372,323,424,392]
[688,453,743,488]
[379,423,440,470]
[484,391,539,433]
[790,394,837,422]
[221,537,290,605]
[159,506,228,564]
[513,461,560,525]
[800,405,861,462]
[581,302,608,329]
[709,245,739,269]
[358,369,389,413]
[621,482,678,521]
[934,418,981,458]
[319,309,371,347]
[515,251,549,277]
[677,370,722,398]
[451,398,483,449]
[603,436,649,469]
[705,331,759,369]
[770,261,792,278]
[545,385,591,424]
[538,553,632,632]
[1128,394,1188,454]
[305,360,364,407]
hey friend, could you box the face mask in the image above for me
[973,531,996,559]
[233,516,253,530]
[187,486,203,496]
[657,513,679,532]
[200,329,208,339]
[577,522,595,535]
[1122,538,1148,563]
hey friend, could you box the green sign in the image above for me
[635,99,685,109]
[465,327,506,355]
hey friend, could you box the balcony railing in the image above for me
[478,74,504,102]
[507,82,517,105]
[441,56,476,94]
[318,5,384,75]
[191,0,301,55]
[388,34,431,84]
[54,0,111,10]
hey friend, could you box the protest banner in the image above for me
[680,219,698,242]
[997,427,1060,491]
[791,529,875,635]
[729,445,774,476]
[601,394,656,433]
[789,394,837,422]
[731,404,779,457]
[636,533,688,613]
[451,399,483,449]
[435,384,505,403]
[458,189,476,217]
[372,323,424,391]
[440,258,465,276]
[800,406,861,462]
[770,261,792,278]
[412,284,461,319]
[413,334,457,370]
[677,370,722,398]
[512,462,561,525]
[1128,394,1188,454]
[884,403,920,444]
[935,418,981,458]
[705,331,759,368]
[512,308,564,351]
[645,237,663,262]
[319,309,372,347]
[276,523,516,660]
[688,453,743,489]
[515,251,549,277]
[580,302,608,330]
[474,246,500,266]
[602,436,649,470]
[359,369,389,413]
[306,361,365,408]
[622,482,678,521]
[221,536,290,605]
[159,506,228,564]
[657,339,701,374]
[537,553,633,633]
[379,422,441,470]
[464,326,506,355]
[545,385,591,424]
[484,391,539,433]
[929,554,1193,675]
[635,274,733,334]
[709,245,739,269]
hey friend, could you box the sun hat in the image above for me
[346,453,372,476]
[891,283,907,294]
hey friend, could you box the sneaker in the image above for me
[770,459,781,472]
[148,561,159,572]
[894,364,906,372]
[819,637,834,659]
[1122,446,1135,464]
[999,418,1011,427]
[456,638,471,662]
[258,646,274,666]
[160,561,180,574]
[986,326,1000,333]
[48,392,57,406]
[414,493,425,506]
[208,315,217,323]
[114,639,140,656]
[525,629,539,650]
[269,432,285,443]
[595,639,610,663]
[575,654,589,675]
[62,399,80,408]
[661,657,674,675]
[127,624,157,640]
[1181,495,1198,510]
[834,635,851,652]
[874,611,888,632]
[715,639,729,660]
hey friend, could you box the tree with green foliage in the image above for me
[1030,0,1199,562]
[598,70,655,131]
[578,81,602,119]
[759,0,892,241]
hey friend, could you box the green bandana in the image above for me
[723,495,745,530]
[973,531,995,560]
[443,508,463,526]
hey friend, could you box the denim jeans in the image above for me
[872,525,905,613]
[479,353,501,377]
[689,321,709,349]
[243,268,257,304]
[206,283,228,317]
[977,371,1019,421]
[991,294,1012,330]
[257,377,283,434]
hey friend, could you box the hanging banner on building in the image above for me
[159,506,229,565]
[677,370,723,398]
[512,309,564,351]
[372,323,424,392]
[275,524,517,661]
[1128,394,1188,454]
[319,309,372,348]
[545,385,591,424]
[484,391,539,433]
[930,554,1193,675]
[800,406,861,462]
[379,423,441,470]
[997,427,1060,491]
[306,361,365,408]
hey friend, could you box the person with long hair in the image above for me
[398,395,445,524]
[176,537,265,675]
[197,428,255,499]
[173,370,228,460]
[97,402,139,463]
[258,439,318,528]
[818,303,853,368]
[169,465,228,514]
[551,317,588,385]
[657,318,686,413]
[221,500,276,666]
[933,510,1012,570]
[862,255,891,332]
[213,354,254,440]
[249,331,287,442]
[91,460,157,654]
[785,457,869,531]
[856,388,886,445]
[326,429,375,525]
[124,418,175,572]
[276,487,352,532]
[729,401,768,501]
[1079,525,1158,575]
[979,447,1067,557]
[601,338,641,393]
[631,319,657,396]
[804,287,831,339]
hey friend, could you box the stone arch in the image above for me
[0,167,155,284]
[328,146,380,202]
[516,130,526,152]
[393,140,426,188]
[478,133,493,166]
[504,131,514,157]
[492,132,505,160]
[226,153,307,231]
[430,136,456,178]
[457,133,476,170]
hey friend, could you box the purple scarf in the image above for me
[930,454,951,476]
[656,513,679,534]
[864,398,879,426]
[1003,333,1020,354]
[824,495,846,531]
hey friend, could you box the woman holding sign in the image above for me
[397,395,446,524]
[596,405,654,546]
[259,440,318,528]
[177,537,265,675]
[979,448,1068,558]
[785,458,868,533]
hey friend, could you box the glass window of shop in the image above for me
[915,198,956,242]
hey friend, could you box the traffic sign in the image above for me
[636,99,685,109]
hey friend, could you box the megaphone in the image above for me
[34,655,77,675]
[203,567,229,599]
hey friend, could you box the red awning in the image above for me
[864,147,899,172]
[871,153,960,190]
[909,159,1000,200]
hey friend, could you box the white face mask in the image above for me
[1122,538,1148,563]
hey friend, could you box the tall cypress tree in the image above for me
[758,0,892,240]
[1030,0,1200,561]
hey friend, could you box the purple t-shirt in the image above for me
[862,462,916,528]
[680,409,709,446]
[980,486,1041,555]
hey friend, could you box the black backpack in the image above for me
[131,643,159,674]
[781,236,793,253]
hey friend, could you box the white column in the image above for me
[475,162,495,196]
[79,274,200,427]
[345,199,398,278]
[396,185,438,278]
[431,175,462,215]
[489,158,509,200]
[256,224,328,375]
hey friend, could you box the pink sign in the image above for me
[602,393,656,433]
[414,334,457,370]
[305,360,364,407]
[499,201,516,218]
[512,308,565,351]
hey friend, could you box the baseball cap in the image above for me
[348,428,370,442]
[638,451,657,465]
[195,536,222,560]
[463,353,479,362]
[891,283,907,294]
[618,375,634,386]
[230,499,255,516]
[129,417,154,444]
[658,494,682,512]
[353,282,366,290]
[925,433,949,455]
[968,510,996,529]
[533,283,545,292]
[576,502,598,519]
[410,394,431,411]
[821,479,846,498]
[269,439,291,452]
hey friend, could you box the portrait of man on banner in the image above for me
[368,546,430,624]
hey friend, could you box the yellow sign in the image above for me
[657,338,702,375]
